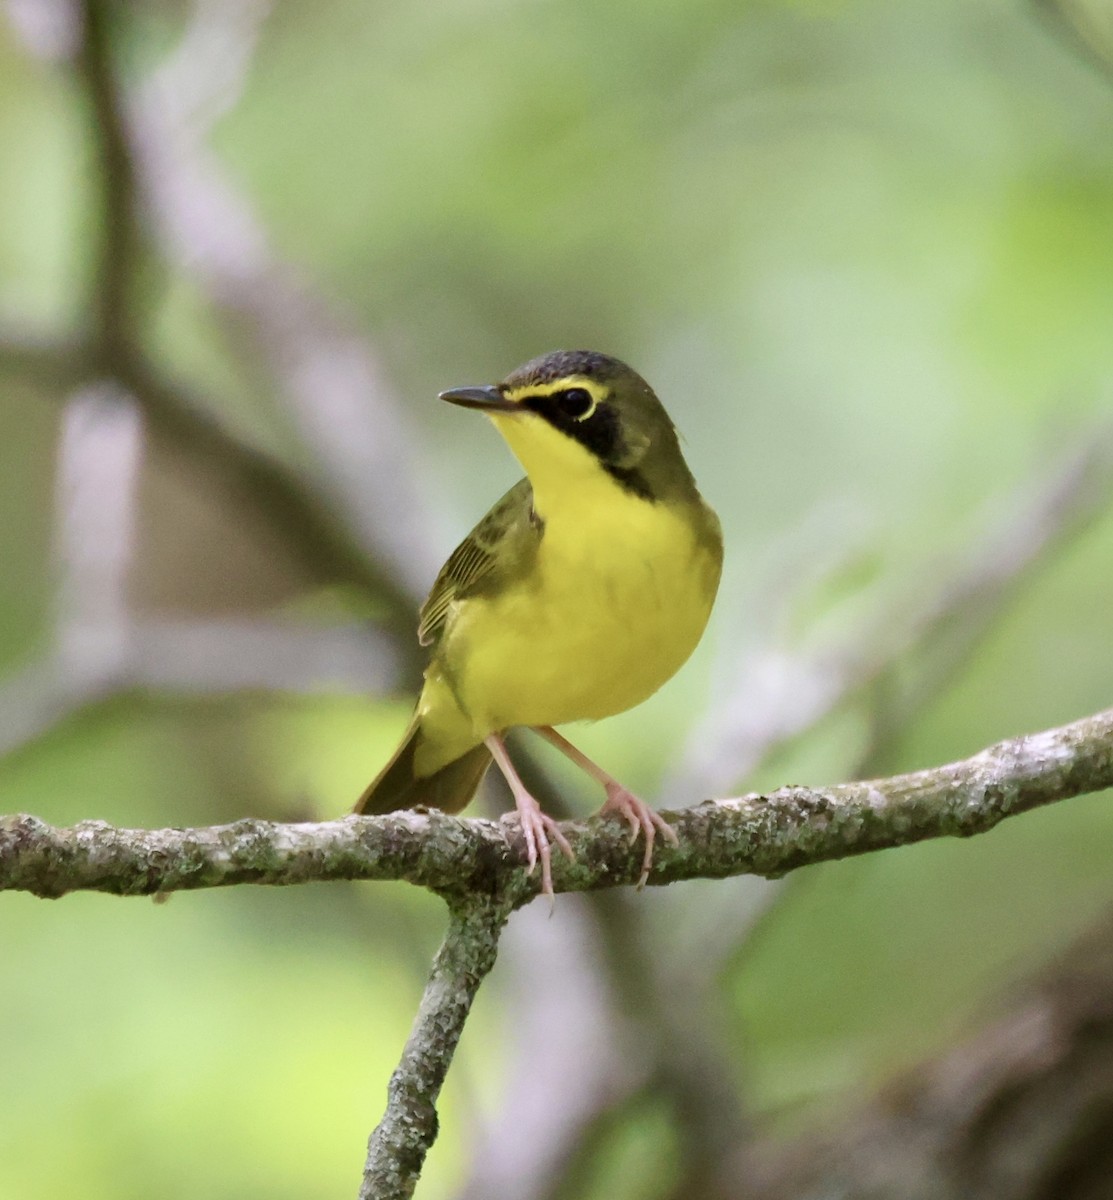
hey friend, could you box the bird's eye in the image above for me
[556,387,596,420]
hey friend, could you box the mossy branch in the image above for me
[3,707,1112,903]
[3,711,1112,1200]
[360,897,512,1200]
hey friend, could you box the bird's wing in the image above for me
[417,478,537,648]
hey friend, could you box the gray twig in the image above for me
[3,705,1112,900]
[360,897,514,1200]
[4,707,1111,1198]
[455,900,639,1200]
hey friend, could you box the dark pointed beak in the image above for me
[438,385,520,412]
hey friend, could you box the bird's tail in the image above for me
[354,716,492,816]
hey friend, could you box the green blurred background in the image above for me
[2,0,1113,1196]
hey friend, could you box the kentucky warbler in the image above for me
[356,349,723,894]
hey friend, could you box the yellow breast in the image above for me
[449,488,720,735]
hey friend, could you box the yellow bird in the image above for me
[356,350,723,893]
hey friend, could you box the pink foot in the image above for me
[486,732,574,900]
[512,800,575,899]
[598,784,679,888]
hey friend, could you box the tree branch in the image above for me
[127,0,440,602]
[117,355,424,645]
[6,0,428,643]
[5,709,1109,1198]
[74,0,142,364]
[3,706,1111,901]
[361,897,513,1200]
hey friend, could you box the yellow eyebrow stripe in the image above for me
[501,377,609,405]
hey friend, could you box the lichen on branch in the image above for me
[3,707,1112,903]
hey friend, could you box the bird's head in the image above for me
[440,349,696,505]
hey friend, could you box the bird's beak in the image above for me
[439,385,520,412]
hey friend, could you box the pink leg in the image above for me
[485,733,574,898]
[532,726,679,888]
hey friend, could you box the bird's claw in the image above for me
[600,784,678,889]
[511,805,574,900]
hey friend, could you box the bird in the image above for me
[355,349,723,895]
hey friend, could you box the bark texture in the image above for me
[361,898,513,1200]
[3,707,1112,901]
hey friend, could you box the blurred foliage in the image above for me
[2,0,1113,1196]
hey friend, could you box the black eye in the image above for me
[556,387,596,419]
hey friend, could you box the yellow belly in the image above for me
[425,497,720,755]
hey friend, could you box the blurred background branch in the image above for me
[670,425,1113,803]
[744,905,1113,1200]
